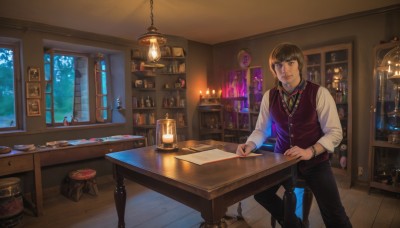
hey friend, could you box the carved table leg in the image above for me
[200,201,227,228]
[113,165,126,228]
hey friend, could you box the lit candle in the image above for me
[212,89,216,97]
[162,134,174,144]
[199,90,203,99]
[206,88,210,97]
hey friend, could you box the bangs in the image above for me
[269,43,304,77]
[271,44,301,63]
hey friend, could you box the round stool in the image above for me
[64,169,99,202]
[0,177,24,227]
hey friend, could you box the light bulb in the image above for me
[148,38,161,62]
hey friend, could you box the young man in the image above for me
[236,43,352,228]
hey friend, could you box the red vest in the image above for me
[269,81,329,172]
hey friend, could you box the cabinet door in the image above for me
[197,105,224,141]
[369,42,400,194]
[371,42,400,143]
[303,43,352,187]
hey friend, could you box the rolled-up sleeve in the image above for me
[246,91,271,148]
[316,87,343,152]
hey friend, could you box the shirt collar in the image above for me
[278,79,306,96]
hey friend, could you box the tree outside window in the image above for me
[0,46,17,130]
[44,49,110,126]
[44,51,90,126]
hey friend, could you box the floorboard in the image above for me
[20,175,400,228]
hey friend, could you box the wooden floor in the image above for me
[20,175,400,228]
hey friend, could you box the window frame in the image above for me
[0,42,22,132]
[94,54,111,123]
[44,49,95,127]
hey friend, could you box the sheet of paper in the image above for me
[188,144,215,152]
[175,149,261,165]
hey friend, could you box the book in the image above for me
[175,148,261,165]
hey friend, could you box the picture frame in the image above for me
[27,99,41,116]
[26,82,41,98]
[28,67,40,81]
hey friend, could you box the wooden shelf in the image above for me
[133,125,156,129]
[131,45,188,145]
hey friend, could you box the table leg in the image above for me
[33,153,43,216]
[283,178,297,228]
[200,201,227,228]
[113,165,126,228]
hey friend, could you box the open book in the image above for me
[175,148,261,165]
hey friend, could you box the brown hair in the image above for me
[269,43,304,78]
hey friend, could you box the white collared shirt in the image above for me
[247,86,343,152]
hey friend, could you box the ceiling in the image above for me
[0,0,399,45]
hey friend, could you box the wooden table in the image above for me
[106,140,300,227]
[0,135,146,216]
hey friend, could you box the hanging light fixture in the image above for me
[138,0,166,63]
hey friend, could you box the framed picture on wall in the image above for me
[28,67,40,81]
[26,82,41,98]
[27,99,41,116]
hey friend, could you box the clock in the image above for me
[237,49,251,69]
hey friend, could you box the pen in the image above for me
[242,145,250,155]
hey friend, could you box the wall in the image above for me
[0,19,210,190]
[187,41,213,139]
[210,6,400,184]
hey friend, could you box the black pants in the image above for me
[254,160,352,228]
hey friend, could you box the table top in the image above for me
[0,135,145,158]
[106,140,298,199]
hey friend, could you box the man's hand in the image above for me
[284,146,313,160]
[236,141,256,157]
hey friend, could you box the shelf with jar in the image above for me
[369,40,400,194]
[303,43,353,187]
[218,66,264,143]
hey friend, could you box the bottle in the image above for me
[176,91,180,107]
[146,96,151,107]
[140,97,145,108]
[63,116,69,126]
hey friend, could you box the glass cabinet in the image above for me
[221,66,263,143]
[303,43,353,188]
[369,41,400,194]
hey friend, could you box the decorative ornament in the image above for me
[237,49,252,69]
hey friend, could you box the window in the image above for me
[94,54,110,122]
[44,49,110,126]
[0,44,19,131]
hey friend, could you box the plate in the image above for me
[0,146,12,154]
[14,144,35,151]
[46,140,69,147]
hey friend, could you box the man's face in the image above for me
[273,59,300,86]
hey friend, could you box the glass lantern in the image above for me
[156,113,178,150]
